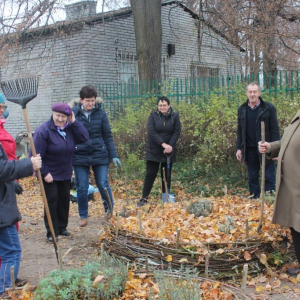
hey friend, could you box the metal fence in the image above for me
[95,70,300,118]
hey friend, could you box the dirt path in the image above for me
[18,215,103,286]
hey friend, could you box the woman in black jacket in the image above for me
[138,96,181,207]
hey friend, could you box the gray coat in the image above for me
[0,143,33,228]
[269,110,300,232]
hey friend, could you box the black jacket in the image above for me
[145,108,181,163]
[72,101,118,166]
[0,143,34,228]
[237,97,280,163]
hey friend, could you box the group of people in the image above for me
[2,80,300,295]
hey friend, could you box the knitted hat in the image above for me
[51,103,71,116]
[0,93,5,104]
[0,93,9,118]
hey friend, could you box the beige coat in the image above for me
[269,110,300,232]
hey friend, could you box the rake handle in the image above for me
[23,109,59,261]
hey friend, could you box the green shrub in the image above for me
[110,87,300,194]
[34,252,127,300]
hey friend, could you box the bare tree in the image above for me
[183,0,300,80]
[130,0,162,84]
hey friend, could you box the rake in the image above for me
[0,77,59,262]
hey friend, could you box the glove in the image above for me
[13,181,23,195]
[112,158,122,167]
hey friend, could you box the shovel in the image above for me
[0,77,59,262]
[257,121,266,233]
[162,152,174,203]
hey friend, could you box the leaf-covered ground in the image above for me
[6,175,300,299]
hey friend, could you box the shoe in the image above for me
[15,278,28,287]
[88,194,95,201]
[59,230,71,236]
[47,236,58,242]
[287,267,300,276]
[137,198,147,207]
[79,218,88,227]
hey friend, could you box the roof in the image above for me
[8,0,244,52]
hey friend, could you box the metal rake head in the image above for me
[0,76,39,109]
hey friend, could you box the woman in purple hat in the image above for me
[31,103,89,241]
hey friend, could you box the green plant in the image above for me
[34,252,127,300]
[149,268,202,300]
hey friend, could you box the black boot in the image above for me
[137,198,148,207]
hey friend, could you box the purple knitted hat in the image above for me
[51,103,71,116]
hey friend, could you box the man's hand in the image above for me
[31,155,42,171]
[236,149,242,161]
[258,141,271,154]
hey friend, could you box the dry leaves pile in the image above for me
[11,176,300,299]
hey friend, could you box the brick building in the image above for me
[0,0,243,140]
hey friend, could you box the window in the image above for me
[116,50,138,84]
[190,65,220,78]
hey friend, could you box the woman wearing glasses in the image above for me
[138,96,181,207]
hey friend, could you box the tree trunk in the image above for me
[130,0,162,87]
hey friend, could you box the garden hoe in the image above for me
[0,77,59,263]
[257,121,266,233]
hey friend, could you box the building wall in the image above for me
[1,3,242,138]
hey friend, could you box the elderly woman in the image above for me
[137,96,181,207]
[259,110,300,275]
[32,103,88,241]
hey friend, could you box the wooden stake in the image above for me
[242,264,248,296]
[145,255,149,273]
[116,213,120,236]
[176,228,181,249]
[205,254,209,278]
[138,210,143,236]
[257,121,266,233]
[10,266,15,289]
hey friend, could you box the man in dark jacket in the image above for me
[236,82,280,198]
[71,86,121,227]
[0,144,41,295]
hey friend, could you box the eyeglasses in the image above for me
[158,104,168,107]
[84,100,95,104]
[0,105,7,110]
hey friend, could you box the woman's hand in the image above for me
[258,141,271,153]
[44,173,53,183]
[162,143,172,153]
[69,111,75,123]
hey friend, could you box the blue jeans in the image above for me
[0,225,21,294]
[246,147,276,198]
[73,164,114,218]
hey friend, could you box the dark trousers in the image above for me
[142,161,173,199]
[290,228,300,264]
[43,179,71,237]
[246,147,275,198]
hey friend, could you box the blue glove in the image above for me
[112,157,122,167]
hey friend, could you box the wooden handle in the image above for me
[23,109,59,261]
